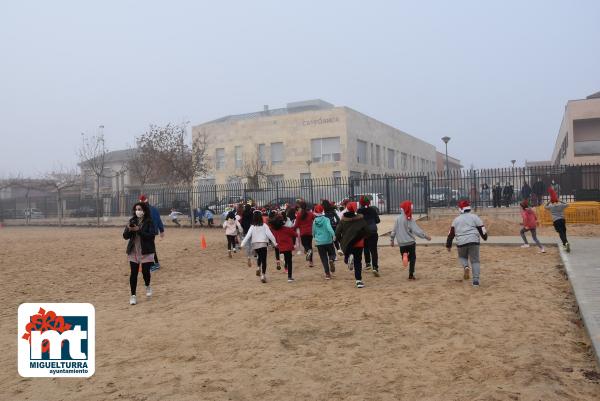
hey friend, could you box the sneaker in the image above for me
[305,249,312,261]
[373,268,380,277]
[337,249,344,256]
[402,253,409,268]
[566,243,571,253]
[520,244,530,248]
[287,277,295,283]
[329,260,336,273]
[284,267,288,273]
[260,275,267,283]
[276,260,281,270]
[256,268,260,276]
[228,250,232,258]
[347,254,354,270]
[325,273,332,280]
[472,280,480,287]
[356,280,365,288]
[247,257,252,267]
[463,266,470,280]
[129,295,137,305]
[233,248,237,253]
[408,273,415,280]
[145,286,152,297]
[539,247,546,253]
[365,262,372,271]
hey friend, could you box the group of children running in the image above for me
[123,186,571,305]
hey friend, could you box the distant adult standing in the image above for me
[532,178,545,207]
[521,182,532,203]
[481,183,491,205]
[492,183,502,208]
[139,195,164,271]
[123,201,156,305]
[502,183,513,207]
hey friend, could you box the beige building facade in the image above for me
[192,100,438,185]
[551,91,600,165]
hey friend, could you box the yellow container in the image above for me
[536,202,600,226]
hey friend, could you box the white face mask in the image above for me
[135,210,144,218]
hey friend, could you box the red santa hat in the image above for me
[139,194,148,202]
[548,187,559,203]
[400,200,413,220]
[314,204,324,215]
[458,199,471,213]
[346,201,358,213]
[359,195,371,206]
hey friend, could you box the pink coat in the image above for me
[521,208,538,230]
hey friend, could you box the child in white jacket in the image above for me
[241,210,278,283]
[223,211,243,258]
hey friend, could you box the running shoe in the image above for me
[566,243,571,253]
[463,266,470,280]
[520,244,530,248]
[325,273,332,280]
[260,275,267,283]
[347,254,354,270]
[146,286,153,297]
[538,247,546,253]
[150,263,161,272]
[329,260,336,273]
[472,280,480,287]
[373,268,380,277]
[356,280,365,288]
[129,295,137,305]
[337,249,344,256]
[365,262,372,271]
[408,273,415,280]
[284,267,288,273]
[287,277,295,283]
[305,249,312,261]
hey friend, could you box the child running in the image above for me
[390,201,431,280]
[322,199,343,256]
[269,214,298,282]
[357,195,381,276]
[223,210,243,258]
[519,199,545,253]
[445,200,488,287]
[545,187,570,252]
[169,208,182,227]
[312,204,336,280]
[241,210,278,283]
[335,202,370,288]
[294,200,315,267]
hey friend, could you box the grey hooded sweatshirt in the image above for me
[390,210,428,247]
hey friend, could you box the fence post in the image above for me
[276,180,280,204]
[385,177,391,215]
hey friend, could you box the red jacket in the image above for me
[521,208,538,230]
[294,211,315,236]
[271,226,297,252]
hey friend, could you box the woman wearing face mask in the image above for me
[123,201,156,305]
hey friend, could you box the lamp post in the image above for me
[442,136,451,207]
[305,160,313,203]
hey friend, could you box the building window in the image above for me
[332,171,342,186]
[387,148,395,169]
[258,144,266,165]
[270,142,284,164]
[376,145,381,166]
[215,148,225,170]
[401,152,407,170]
[267,174,284,184]
[235,146,243,168]
[357,140,368,164]
[370,143,374,165]
[311,137,341,163]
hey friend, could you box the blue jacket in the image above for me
[150,205,164,234]
[312,215,335,245]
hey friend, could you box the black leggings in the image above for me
[226,235,237,250]
[274,247,280,261]
[553,218,568,245]
[350,247,363,281]
[301,235,313,262]
[282,250,293,278]
[130,261,152,295]
[399,243,417,275]
[154,251,159,264]
[256,247,268,274]
[317,244,336,274]
[364,233,379,268]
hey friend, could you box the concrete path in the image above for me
[378,235,558,246]
[558,239,600,367]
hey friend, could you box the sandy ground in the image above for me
[1,226,599,401]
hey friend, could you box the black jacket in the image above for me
[123,217,156,255]
[357,206,380,234]
[335,212,370,251]
[324,209,340,229]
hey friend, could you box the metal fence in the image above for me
[2,163,599,221]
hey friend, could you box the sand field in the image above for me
[1,226,599,401]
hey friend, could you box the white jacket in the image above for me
[223,218,242,236]
[241,224,277,248]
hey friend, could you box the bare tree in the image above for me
[127,136,159,194]
[41,167,80,227]
[230,147,271,189]
[7,176,46,225]
[139,122,210,226]
[79,129,108,226]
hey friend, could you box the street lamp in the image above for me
[511,160,516,168]
[442,136,451,207]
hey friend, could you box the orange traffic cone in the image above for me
[201,234,207,250]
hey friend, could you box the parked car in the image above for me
[207,195,246,213]
[155,200,190,215]
[263,197,312,211]
[71,206,101,218]
[24,208,44,219]
[336,193,386,214]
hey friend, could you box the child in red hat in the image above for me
[390,200,431,280]
[544,187,570,252]
[335,202,370,288]
[446,200,488,287]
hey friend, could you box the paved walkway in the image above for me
[558,239,600,367]
[378,235,558,246]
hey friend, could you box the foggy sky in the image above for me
[1,0,599,176]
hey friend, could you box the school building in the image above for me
[552,91,600,165]
[192,99,442,185]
